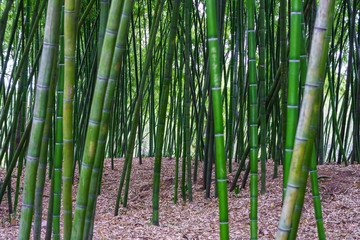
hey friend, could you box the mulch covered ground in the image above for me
[1,157,359,239]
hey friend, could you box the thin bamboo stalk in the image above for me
[151,0,181,225]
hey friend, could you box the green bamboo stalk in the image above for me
[83,1,135,238]
[284,0,302,194]
[63,0,79,235]
[338,0,355,165]
[33,64,57,240]
[183,0,193,202]
[52,4,64,239]
[77,0,97,28]
[279,0,287,194]
[289,2,334,237]
[226,0,236,174]
[151,0,181,225]
[114,0,165,215]
[71,0,126,238]
[309,145,326,239]
[174,29,184,204]
[276,0,333,238]
[258,0,266,195]
[17,0,61,236]
[205,103,214,199]
[247,0,258,238]
[45,165,55,240]
[97,0,109,65]
[205,0,229,238]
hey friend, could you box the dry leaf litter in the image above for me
[0,157,359,239]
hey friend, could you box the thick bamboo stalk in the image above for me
[71,0,126,238]
[83,1,135,238]
[17,0,61,236]
[33,64,57,240]
[276,0,333,238]
[205,0,229,238]
[289,3,334,237]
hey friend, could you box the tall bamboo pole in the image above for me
[258,0,266,195]
[83,1,135,238]
[114,0,165,215]
[279,0,287,193]
[52,3,64,239]
[205,0,229,238]
[17,0,61,237]
[33,65,57,240]
[63,0,79,235]
[183,0,193,202]
[71,0,125,238]
[247,0,258,238]
[276,0,333,238]
[151,0,181,225]
[284,0,302,193]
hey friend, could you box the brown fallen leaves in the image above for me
[0,158,359,239]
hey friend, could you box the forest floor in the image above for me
[0,157,359,239]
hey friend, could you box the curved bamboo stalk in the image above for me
[289,2,334,237]
[71,0,126,238]
[276,0,333,238]
[83,1,135,238]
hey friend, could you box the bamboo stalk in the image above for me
[151,0,181,225]
[276,1,333,238]
[205,0,229,238]
[71,0,126,238]
[17,0,61,236]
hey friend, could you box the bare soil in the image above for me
[1,157,359,239]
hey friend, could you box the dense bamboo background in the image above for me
[0,0,358,239]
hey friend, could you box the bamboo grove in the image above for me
[0,0,358,239]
